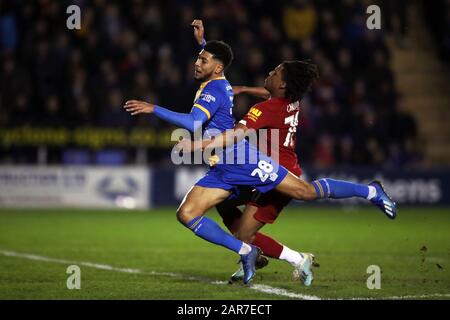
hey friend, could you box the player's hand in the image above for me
[191,19,205,45]
[124,100,155,115]
[207,155,220,167]
[232,86,246,96]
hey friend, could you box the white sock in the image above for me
[238,243,252,255]
[279,246,303,266]
[367,186,377,200]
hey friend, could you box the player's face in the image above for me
[194,50,220,81]
[264,64,285,92]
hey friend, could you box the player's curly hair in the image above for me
[282,60,319,102]
[204,40,234,70]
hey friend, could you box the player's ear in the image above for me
[214,63,224,75]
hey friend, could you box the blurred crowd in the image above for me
[422,0,450,64]
[0,0,424,167]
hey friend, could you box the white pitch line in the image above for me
[249,284,321,300]
[1,249,449,300]
[0,249,321,300]
[383,294,450,300]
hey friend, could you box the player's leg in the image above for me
[273,172,317,200]
[216,201,242,233]
[215,187,283,260]
[227,204,265,283]
[233,204,265,244]
[234,196,286,259]
[215,192,270,271]
[215,187,279,253]
[246,202,304,267]
[177,185,260,284]
[274,172,397,219]
[177,186,245,253]
[249,192,303,264]
[240,142,395,219]
[230,201,315,285]
[215,187,252,233]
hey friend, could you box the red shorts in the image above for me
[247,165,301,224]
[248,189,292,224]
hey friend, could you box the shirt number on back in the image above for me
[251,160,278,182]
[284,111,299,147]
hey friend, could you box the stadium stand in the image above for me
[1,0,445,168]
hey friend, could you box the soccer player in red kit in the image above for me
[191,20,314,282]
[215,64,314,283]
[187,20,396,286]
[212,61,395,284]
[192,19,315,281]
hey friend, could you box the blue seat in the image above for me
[95,149,126,165]
[63,149,91,165]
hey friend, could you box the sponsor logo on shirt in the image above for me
[200,93,216,103]
[287,101,300,112]
[247,107,262,122]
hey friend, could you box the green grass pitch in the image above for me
[0,207,449,300]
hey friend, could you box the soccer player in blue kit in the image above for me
[124,34,397,285]
[125,40,263,284]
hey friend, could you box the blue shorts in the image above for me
[195,141,288,194]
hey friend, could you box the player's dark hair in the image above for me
[203,40,234,70]
[282,60,319,101]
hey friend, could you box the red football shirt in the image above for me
[239,97,302,177]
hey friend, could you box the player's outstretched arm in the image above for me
[192,19,206,47]
[124,100,208,132]
[124,100,155,115]
[202,123,250,151]
[173,124,248,156]
[233,86,270,100]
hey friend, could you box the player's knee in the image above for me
[176,205,198,225]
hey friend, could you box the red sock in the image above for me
[252,232,283,259]
[219,207,283,259]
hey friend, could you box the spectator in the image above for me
[0,0,420,167]
[99,89,130,127]
[41,95,63,127]
[283,0,317,41]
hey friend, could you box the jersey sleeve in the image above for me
[239,102,272,130]
[193,83,223,120]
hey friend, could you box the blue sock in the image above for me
[186,216,243,253]
[312,178,369,199]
